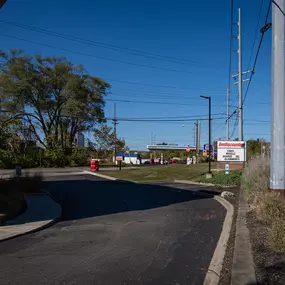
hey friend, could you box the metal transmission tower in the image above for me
[232,8,252,141]
[271,0,285,191]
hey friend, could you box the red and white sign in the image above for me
[217,141,246,162]
[116,156,123,161]
[218,141,245,148]
[186,148,191,152]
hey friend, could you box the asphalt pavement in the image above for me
[0,174,226,285]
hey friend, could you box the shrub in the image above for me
[42,148,69,167]
[198,169,242,186]
[69,148,89,166]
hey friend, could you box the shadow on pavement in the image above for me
[43,176,212,222]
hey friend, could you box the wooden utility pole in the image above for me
[195,120,199,163]
[113,103,117,162]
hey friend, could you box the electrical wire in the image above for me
[272,0,285,17]
[105,98,225,107]
[0,33,192,74]
[229,116,238,139]
[242,0,271,105]
[227,0,234,101]
[246,0,264,72]
[0,20,198,66]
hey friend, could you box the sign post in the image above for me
[116,156,123,171]
[225,164,229,175]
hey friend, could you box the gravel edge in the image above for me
[247,211,285,285]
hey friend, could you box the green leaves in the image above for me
[0,50,110,150]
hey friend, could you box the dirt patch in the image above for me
[218,186,239,285]
[247,210,285,285]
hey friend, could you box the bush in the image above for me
[0,147,96,169]
[69,148,89,166]
[198,169,242,186]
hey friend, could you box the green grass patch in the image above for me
[103,163,216,182]
[197,169,243,186]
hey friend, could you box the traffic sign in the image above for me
[116,156,123,161]
[186,148,191,152]
[203,144,213,151]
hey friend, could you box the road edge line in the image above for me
[203,196,234,285]
[83,170,117,181]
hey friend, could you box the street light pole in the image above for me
[201,95,211,175]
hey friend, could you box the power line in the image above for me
[272,0,285,17]
[246,0,264,72]
[105,117,226,123]
[228,0,234,89]
[229,116,238,139]
[242,0,271,105]
[0,33,192,74]
[105,78,226,92]
[0,20,199,66]
[107,89,227,98]
[105,98,225,107]
[226,0,234,140]
[110,113,226,120]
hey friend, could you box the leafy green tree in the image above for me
[94,124,128,158]
[0,50,109,150]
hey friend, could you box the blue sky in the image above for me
[1,0,271,150]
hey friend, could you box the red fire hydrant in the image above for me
[90,159,99,172]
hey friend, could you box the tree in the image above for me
[0,50,110,150]
[93,124,128,158]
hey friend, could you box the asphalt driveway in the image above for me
[0,175,226,285]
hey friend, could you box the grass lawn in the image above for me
[103,163,217,182]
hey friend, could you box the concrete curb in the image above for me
[0,194,62,242]
[174,180,238,189]
[231,188,256,285]
[174,180,215,187]
[83,170,117,181]
[203,195,234,285]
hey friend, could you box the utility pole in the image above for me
[238,8,243,141]
[200,95,211,175]
[113,103,117,162]
[195,120,199,164]
[199,120,201,152]
[271,0,285,191]
[226,86,230,140]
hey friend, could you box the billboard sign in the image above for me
[217,141,246,162]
